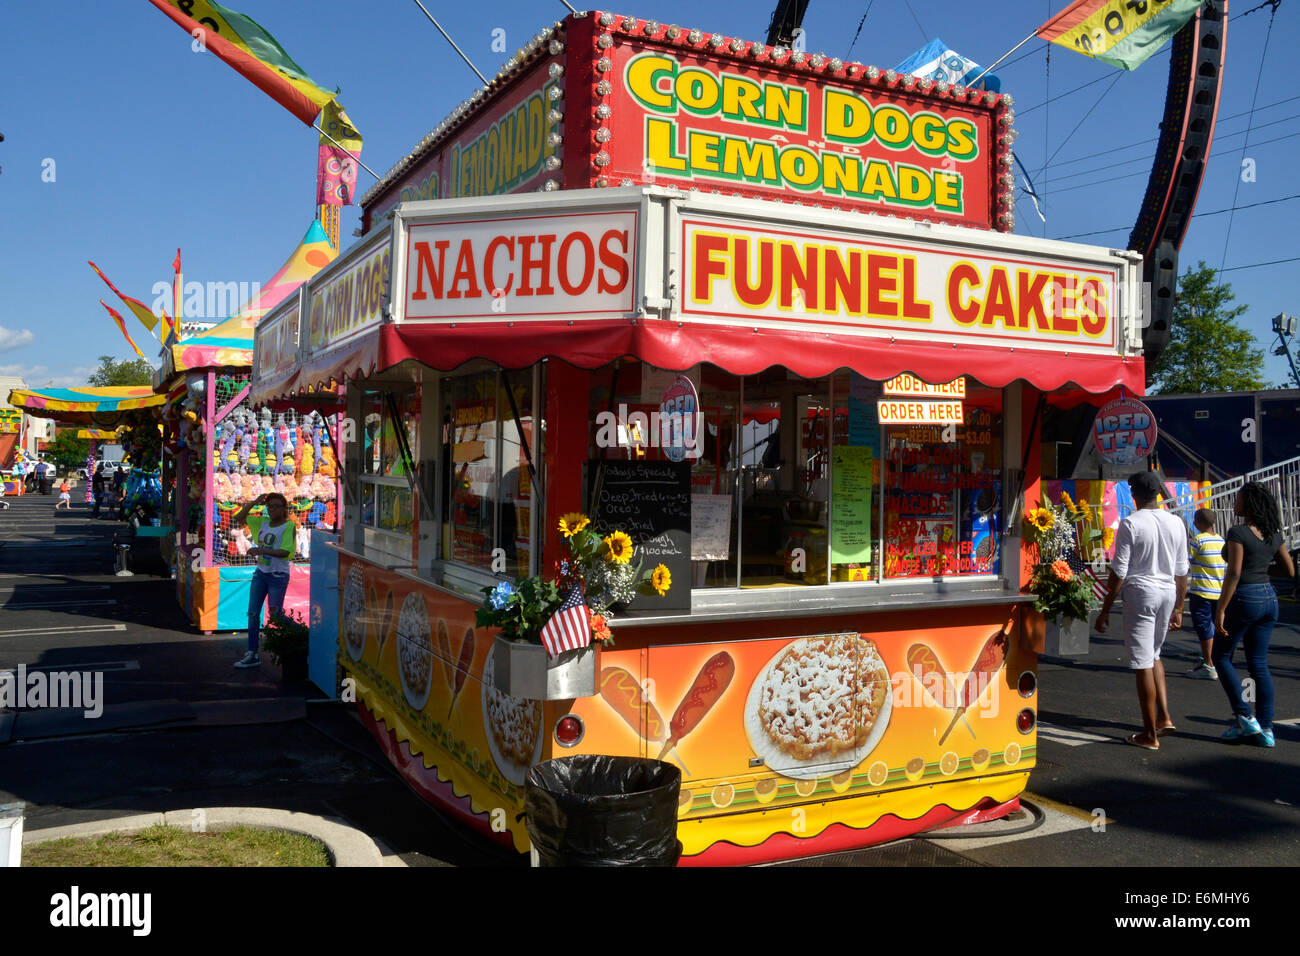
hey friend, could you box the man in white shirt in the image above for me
[1095,470,1190,750]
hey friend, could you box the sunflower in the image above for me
[603,531,634,564]
[558,512,590,537]
[1060,491,1076,517]
[1051,559,1074,582]
[1079,498,1094,522]
[1028,508,1055,532]
[651,563,671,595]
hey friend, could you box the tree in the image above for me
[88,355,155,387]
[1148,262,1266,394]
[46,430,89,475]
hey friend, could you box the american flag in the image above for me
[1065,548,1109,602]
[540,586,590,658]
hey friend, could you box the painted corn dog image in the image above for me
[938,616,1014,746]
[658,651,735,761]
[905,642,975,738]
[435,619,454,688]
[448,626,476,718]
[374,590,395,660]
[599,666,668,742]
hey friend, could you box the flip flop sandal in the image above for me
[1156,726,1177,737]
[1126,733,1160,750]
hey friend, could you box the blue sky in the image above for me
[2,1,1297,387]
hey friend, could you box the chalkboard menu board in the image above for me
[586,459,691,615]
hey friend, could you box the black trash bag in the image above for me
[525,755,682,867]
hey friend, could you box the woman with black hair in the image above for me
[1212,482,1296,747]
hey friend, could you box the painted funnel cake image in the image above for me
[395,592,433,712]
[480,655,543,786]
[745,633,892,780]
[343,564,366,662]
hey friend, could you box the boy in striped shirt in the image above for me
[1187,509,1225,679]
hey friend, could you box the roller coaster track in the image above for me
[1128,2,1230,376]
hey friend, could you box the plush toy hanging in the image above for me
[257,409,273,476]
[239,410,254,473]
[279,414,296,474]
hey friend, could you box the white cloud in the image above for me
[0,326,36,353]
[0,364,96,387]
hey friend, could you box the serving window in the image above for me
[439,367,538,583]
[358,388,420,564]
[587,361,1006,593]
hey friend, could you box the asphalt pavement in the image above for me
[1,490,1297,867]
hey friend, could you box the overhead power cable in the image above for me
[1054,192,1300,241]
[844,0,876,61]
[1041,114,1300,188]
[1219,255,1300,274]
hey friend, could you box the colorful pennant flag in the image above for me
[170,248,183,345]
[89,261,161,334]
[1036,0,1203,71]
[145,0,335,125]
[100,300,147,359]
[317,100,363,207]
[539,586,591,658]
[896,38,1001,92]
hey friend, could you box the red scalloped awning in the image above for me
[254,318,1143,403]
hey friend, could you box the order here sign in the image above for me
[877,400,965,424]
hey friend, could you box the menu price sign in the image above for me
[691,494,732,561]
[587,459,691,615]
[831,446,873,564]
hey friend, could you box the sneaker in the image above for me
[1188,661,1218,680]
[1221,714,1262,740]
[1255,728,1275,748]
[233,651,261,669]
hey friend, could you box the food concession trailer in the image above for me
[251,11,1145,865]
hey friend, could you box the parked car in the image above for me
[80,459,124,479]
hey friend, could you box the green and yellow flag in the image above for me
[1037,0,1203,71]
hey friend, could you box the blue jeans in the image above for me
[1188,593,1217,649]
[1211,583,1278,730]
[248,569,290,653]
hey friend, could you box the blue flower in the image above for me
[488,581,515,611]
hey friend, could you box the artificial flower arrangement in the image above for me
[1023,501,1098,622]
[476,512,671,648]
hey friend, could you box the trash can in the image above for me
[0,803,24,867]
[525,756,681,866]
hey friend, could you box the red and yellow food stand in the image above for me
[252,11,1145,865]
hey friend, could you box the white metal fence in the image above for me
[1159,454,1300,552]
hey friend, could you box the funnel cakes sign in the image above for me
[682,213,1119,354]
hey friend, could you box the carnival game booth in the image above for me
[156,221,339,632]
[254,12,1145,865]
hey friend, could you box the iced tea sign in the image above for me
[660,374,701,462]
[1092,396,1156,465]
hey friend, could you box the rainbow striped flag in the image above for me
[1037,0,1203,71]
[145,0,336,125]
